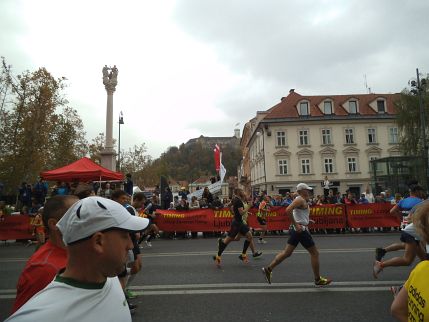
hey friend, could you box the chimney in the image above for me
[289,89,295,94]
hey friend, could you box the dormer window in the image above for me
[324,101,333,115]
[349,100,357,114]
[377,100,386,113]
[299,102,309,116]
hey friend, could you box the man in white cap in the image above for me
[6,196,149,322]
[262,183,332,286]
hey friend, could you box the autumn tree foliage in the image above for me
[395,81,429,156]
[0,58,88,193]
[138,141,241,187]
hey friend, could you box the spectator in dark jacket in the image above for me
[162,187,173,210]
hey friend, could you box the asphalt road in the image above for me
[0,232,412,321]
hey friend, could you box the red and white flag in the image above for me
[214,144,221,172]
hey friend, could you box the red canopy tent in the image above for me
[40,157,124,182]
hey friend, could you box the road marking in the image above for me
[0,281,404,298]
[131,287,391,295]
[140,248,380,258]
[128,280,403,290]
[0,247,392,262]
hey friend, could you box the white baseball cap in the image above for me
[57,196,149,245]
[296,183,313,191]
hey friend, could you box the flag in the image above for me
[214,144,220,172]
[220,158,226,182]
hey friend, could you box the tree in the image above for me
[395,80,429,156]
[138,141,242,187]
[120,143,151,174]
[0,58,87,193]
[88,133,106,164]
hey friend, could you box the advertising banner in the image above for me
[0,216,33,240]
[346,203,399,228]
[0,203,399,240]
[310,204,347,229]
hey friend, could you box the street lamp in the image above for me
[409,68,428,190]
[118,111,124,171]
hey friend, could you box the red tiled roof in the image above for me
[263,91,401,119]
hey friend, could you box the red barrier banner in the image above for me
[156,205,346,231]
[346,203,399,228]
[0,204,399,240]
[248,207,290,230]
[156,208,291,232]
[156,208,214,232]
[0,215,33,240]
[310,204,347,229]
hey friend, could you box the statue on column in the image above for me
[102,65,118,91]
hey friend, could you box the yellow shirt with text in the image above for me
[405,261,429,322]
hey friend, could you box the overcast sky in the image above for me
[1,0,429,158]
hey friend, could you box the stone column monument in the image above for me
[99,65,119,171]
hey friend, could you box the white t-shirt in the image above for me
[6,276,131,322]
[293,196,310,226]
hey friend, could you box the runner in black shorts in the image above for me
[213,188,262,266]
[262,183,331,286]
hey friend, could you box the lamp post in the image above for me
[118,111,124,171]
[410,68,428,190]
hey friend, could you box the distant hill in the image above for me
[136,139,242,187]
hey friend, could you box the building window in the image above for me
[349,100,357,114]
[369,156,378,172]
[323,101,333,115]
[324,158,334,173]
[345,128,354,144]
[299,102,309,116]
[278,159,288,175]
[299,129,309,145]
[377,100,386,113]
[321,128,332,145]
[301,159,311,174]
[347,157,357,172]
[367,128,377,144]
[389,127,398,144]
[276,131,286,146]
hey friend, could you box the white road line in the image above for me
[0,281,404,299]
[128,280,404,290]
[131,286,392,295]
[0,287,394,299]
[0,248,386,262]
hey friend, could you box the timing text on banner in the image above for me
[346,203,399,228]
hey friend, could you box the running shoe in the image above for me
[252,251,262,258]
[375,248,386,261]
[373,261,383,279]
[262,267,272,284]
[125,289,137,299]
[258,239,267,244]
[145,241,152,247]
[212,255,221,267]
[315,276,332,286]
[238,254,249,263]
